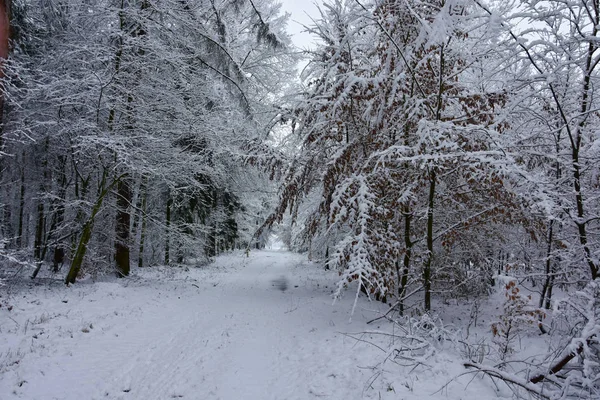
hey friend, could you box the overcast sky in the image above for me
[278,1,322,49]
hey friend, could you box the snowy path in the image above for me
[0,251,389,400]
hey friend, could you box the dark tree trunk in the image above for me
[423,169,436,312]
[571,22,599,281]
[398,204,412,316]
[52,247,64,273]
[165,195,171,265]
[49,188,66,272]
[538,222,554,334]
[70,171,90,261]
[31,201,45,278]
[539,222,554,310]
[33,137,51,266]
[137,183,147,268]
[33,202,45,261]
[115,178,131,277]
[17,159,25,247]
[30,201,45,279]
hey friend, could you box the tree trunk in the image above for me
[65,173,122,284]
[570,17,598,281]
[0,0,9,131]
[66,217,96,285]
[31,201,45,279]
[33,137,50,268]
[33,202,45,261]
[109,0,149,275]
[422,43,444,312]
[165,195,171,265]
[424,169,436,312]
[17,159,25,247]
[30,203,44,279]
[398,203,412,316]
[49,168,67,272]
[539,222,554,310]
[115,177,131,277]
[70,171,90,262]
[137,182,147,268]
[538,222,554,334]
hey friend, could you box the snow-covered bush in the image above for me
[385,314,456,365]
[465,281,599,399]
[543,280,600,398]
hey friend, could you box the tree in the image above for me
[0,0,9,129]
[261,0,524,313]
[478,0,600,289]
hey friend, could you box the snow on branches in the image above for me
[467,280,600,399]
[261,0,531,313]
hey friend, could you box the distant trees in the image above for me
[0,0,296,282]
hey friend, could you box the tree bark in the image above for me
[538,222,554,334]
[398,203,412,316]
[530,341,586,384]
[17,158,25,247]
[137,182,147,268]
[115,177,131,277]
[423,169,436,312]
[30,202,45,279]
[165,195,171,265]
[49,156,68,272]
[65,173,123,284]
[573,19,599,280]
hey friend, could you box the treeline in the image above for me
[2,0,600,312]
[0,0,295,281]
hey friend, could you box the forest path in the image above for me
[1,251,386,400]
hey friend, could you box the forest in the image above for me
[0,0,599,399]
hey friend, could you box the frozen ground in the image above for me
[0,251,531,399]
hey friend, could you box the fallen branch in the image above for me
[530,342,585,384]
[464,362,551,399]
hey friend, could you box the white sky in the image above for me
[278,0,323,49]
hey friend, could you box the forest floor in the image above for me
[0,250,544,400]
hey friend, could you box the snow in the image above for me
[1,251,517,399]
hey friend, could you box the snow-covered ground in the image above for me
[1,251,524,399]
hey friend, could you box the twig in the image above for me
[367,301,400,324]
[341,332,387,353]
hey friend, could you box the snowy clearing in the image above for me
[2,251,520,400]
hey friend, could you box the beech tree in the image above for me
[260,0,527,313]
